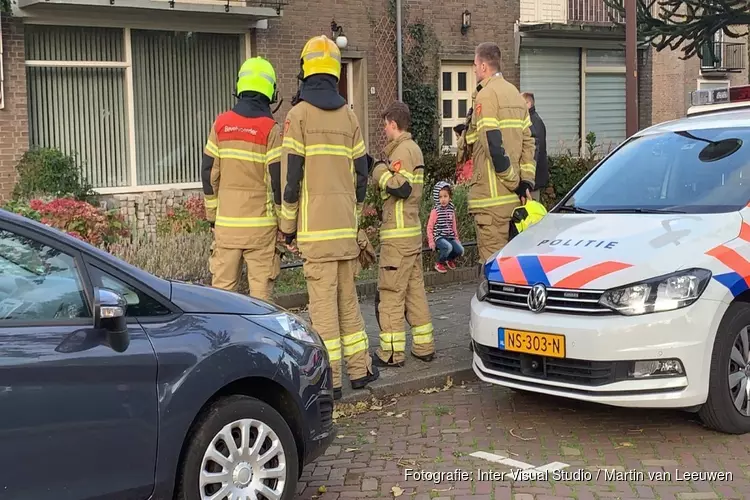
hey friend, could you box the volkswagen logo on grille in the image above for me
[527,283,547,313]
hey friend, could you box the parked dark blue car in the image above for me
[0,208,335,500]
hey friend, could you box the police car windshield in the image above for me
[559,127,750,214]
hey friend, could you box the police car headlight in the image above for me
[477,274,490,301]
[250,312,324,347]
[599,268,712,316]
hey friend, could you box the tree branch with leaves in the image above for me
[603,0,750,60]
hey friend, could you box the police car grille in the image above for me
[486,282,613,315]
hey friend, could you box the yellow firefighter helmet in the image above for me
[300,35,341,80]
[512,199,548,233]
[236,57,277,101]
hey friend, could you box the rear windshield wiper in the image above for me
[594,208,686,214]
[557,205,594,213]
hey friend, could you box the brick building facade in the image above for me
[0,1,747,199]
[0,16,28,199]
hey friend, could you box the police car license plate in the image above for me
[498,328,566,358]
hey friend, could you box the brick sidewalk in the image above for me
[298,281,477,401]
[298,381,750,500]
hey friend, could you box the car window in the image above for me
[88,266,171,317]
[0,229,89,321]
[563,126,750,214]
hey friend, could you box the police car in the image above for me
[471,84,750,434]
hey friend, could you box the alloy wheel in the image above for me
[200,418,287,500]
[728,326,750,416]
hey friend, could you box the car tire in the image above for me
[699,302,750,434]
[177,395,300,500]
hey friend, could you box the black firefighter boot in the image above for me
[372,353,405,368]
[351,365,380,390]
[411,351,435,362]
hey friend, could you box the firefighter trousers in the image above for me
[209,238,280,302]
[473,209,511,263]
[375,248,435,364]
[303,258,374,389]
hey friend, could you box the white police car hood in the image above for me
[485,211,744,290]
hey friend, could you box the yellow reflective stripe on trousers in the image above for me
[283,137,306,156]
[297,227,357,242]
[324,338,342,361]
[302,171,309,232]
[215,215,277,228]
[266,146,282,164]
[412,323,434,344]
[468,193,519,209]
[217,148,266,163]
[378,170,393,190]
[379,331,406,352]
[204,196,218,209]
[352,140,366,158]
[205,140,219,157]
[341,330,368,357]
[380,226,421,240]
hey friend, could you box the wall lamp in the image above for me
[331,19,348,49]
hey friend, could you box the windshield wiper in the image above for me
[594,208,686,214]
[557,205,594,213]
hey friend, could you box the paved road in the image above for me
[297,380,750,499]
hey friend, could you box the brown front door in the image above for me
[338,62,349,102]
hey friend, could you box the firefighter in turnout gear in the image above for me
[279,35,379,400]
[371,102,435,367]
[467,42,536,262]
[203,56,282,302]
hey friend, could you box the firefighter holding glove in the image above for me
[279,35,379,400]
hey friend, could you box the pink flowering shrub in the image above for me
[21,198,130,246]
[156,195,210,235]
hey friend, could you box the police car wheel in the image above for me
[699,303,750,434]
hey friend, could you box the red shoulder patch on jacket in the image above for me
[215,112,275,145]
[391,160,402,173]
[474,103,482,116]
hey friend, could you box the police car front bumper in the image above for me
[469,294,729,409]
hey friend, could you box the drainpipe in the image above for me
[396,0,403,101]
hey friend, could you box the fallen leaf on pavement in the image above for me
[432,487,453,492]
[336,434,346,439]
[395,412,406,418]
[615,442,635,449]
[345,447,359,452]
[509,428,536,441]
[443,376,454,390]
[318,486,327,493]
[386,412,395,417]
[370,430,377,436]
[419,387,441,394]
[391,485,404,497]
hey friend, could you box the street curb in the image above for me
[338,364,477,404]
[275,266,478,310]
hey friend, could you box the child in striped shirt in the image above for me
[427,181,464,273]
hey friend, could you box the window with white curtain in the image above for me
[25,25,243,191]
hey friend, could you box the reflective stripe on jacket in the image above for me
[279,101,369,262]
[467,74,536,216]
[202,99,281,249]
[372,132,425,255]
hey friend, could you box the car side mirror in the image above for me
[94,288,130,352]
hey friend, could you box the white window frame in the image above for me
[697,78,730,90]
[439,62,475,153]
[580,49,626,156]
[24,23,252,195]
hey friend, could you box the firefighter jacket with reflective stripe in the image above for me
[466,73,536,217]
[372,132,424,255]
[202,95,282,249]
[279,76,369,262]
